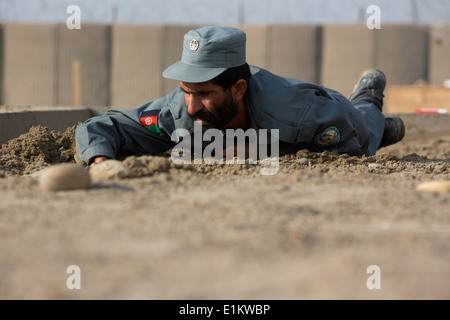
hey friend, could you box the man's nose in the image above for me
[186,94,203,115]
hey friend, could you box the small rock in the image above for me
[416,180,450,194]
[89,159,133,182]
[40,163,91,191]
[368,163,379,169]
[297,158,309,165]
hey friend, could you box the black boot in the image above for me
[350,69,405,148]
[349,69,386,111]
[379,117,406,149]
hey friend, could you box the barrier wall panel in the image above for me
[428,25,450,85]
[320,25,374,98]
[1,23,447,111]
[374,25,428,86]
[56,24,110,107]
[4,24,56,106]
[0,108,93,145]
[110,25,164,108]
[0,26,3,105]
[235,25,268,69]
[266,25,320,83]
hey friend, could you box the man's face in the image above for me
[180,81,239,130]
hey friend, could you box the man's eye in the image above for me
[182,89,209,97]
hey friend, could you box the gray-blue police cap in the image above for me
[162,26,246,83]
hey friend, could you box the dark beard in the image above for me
[190,92,238,131]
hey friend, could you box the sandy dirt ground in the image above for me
[0,113,449,300]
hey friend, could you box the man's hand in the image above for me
[89,156,110,167]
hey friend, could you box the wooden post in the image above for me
[72,60,81,107]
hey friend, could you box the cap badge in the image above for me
[189,39,199,51]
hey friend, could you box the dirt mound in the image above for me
[0,124,449,180]
[0,125,78,177]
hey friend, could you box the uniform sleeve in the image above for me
[75,100,176,165]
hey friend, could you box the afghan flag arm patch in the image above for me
[140,109,161,133]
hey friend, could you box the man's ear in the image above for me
[231,79,247,102]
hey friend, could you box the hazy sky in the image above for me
[0,0,448,25]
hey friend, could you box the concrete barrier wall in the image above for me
[234,25,320,83]
[111,25,199,108]
[4,24,56,106]
[266,25,320,83]
[0,107,93,145]
[320,24,375,98]
[236,25,268,69]
[428,24,450,85]
[321,24,430,98]
[110,25,164,108]
[56,24,111,107]
[1,23,449,109]
[373,25,428,86]
[3,24,110,108]
[0,26,3,106]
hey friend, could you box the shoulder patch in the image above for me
[140,109,161,133]
[313,126,340,147]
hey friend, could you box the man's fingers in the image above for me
[90,156,109,167]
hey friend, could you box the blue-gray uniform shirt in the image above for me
[75,66,383,164]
